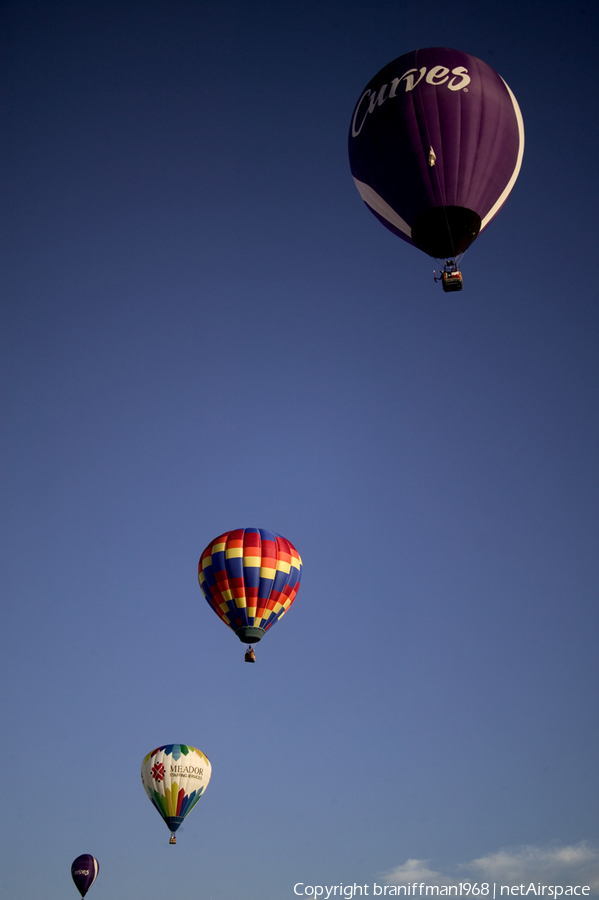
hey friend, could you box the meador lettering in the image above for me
[351,65,471,137]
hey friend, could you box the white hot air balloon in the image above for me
[141,744,212,844]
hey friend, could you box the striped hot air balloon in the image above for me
[348,47,524,290]
[141,744,211,844]
[198,528,302,661]
[71,854,99,898]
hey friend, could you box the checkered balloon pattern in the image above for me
[198,528,302,637]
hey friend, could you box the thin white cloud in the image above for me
[382,843,599,892]
[383,859,458,887]
[466,843,599,886]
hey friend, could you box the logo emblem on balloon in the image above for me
[151,762,165,781]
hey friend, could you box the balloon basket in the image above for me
[169,834,177,845]
[245,646,256,663]
[434,259,463,292]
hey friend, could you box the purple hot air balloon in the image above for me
[71,854,99,898]
[348,48,524,290]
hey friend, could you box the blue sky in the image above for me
[1,1,598,898]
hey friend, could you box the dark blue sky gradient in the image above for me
[1,2,598,899]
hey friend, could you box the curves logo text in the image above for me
[351,65,471,137]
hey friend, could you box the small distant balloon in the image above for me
[141,744,212,844]
[71,855,99,898]
[198,528,303,660]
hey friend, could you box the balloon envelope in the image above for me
[71,854,99,898]
[141,744,211,837]
[198,528,302,643]
[348,47,524,258]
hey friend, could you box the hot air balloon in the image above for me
[198,528,302,662]
[348,47,524,291]
[71,855,99,898]
[141,744,211,844]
